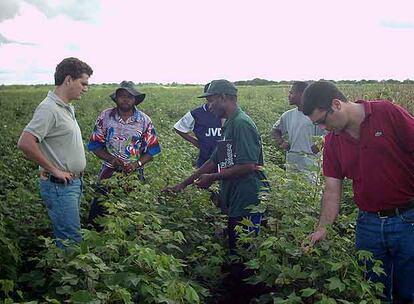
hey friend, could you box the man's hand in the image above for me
[162,160,217,194]
[308,226,327,245]
[302,178,342,253]
[280,141,290,151]
[302,226,327,252]
[109,156,125,170]
[50,168,73,183]
[162,183,186,193]
[194,174,216,189]
[123,161,141,174]
[272,129,289,151]
[311,144,320,154]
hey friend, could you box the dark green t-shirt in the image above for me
[211,107,267,217]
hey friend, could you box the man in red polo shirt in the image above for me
[302,81,414,303]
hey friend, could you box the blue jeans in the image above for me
[40,178,83,248]
[355,209,414,303]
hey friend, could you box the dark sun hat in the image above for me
[110,81,146,105]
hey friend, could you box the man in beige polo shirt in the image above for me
[17,57,93,247]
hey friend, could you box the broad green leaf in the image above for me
[185,286,200,303]
[327,277,346,292]
[300,287,317,297]
[0,279,14,295]
[70,290,98,304]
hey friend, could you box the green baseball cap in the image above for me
[198,79,238,98]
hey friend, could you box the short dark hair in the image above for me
[291,81,308,93]
[302,81,347,115]
[54,57,93,85]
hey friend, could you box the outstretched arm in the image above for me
[164,159,217,192]
[307,176,343,246]
[195,163,257,189]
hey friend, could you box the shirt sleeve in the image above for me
[272,114,286,135]
[322,135,344,179]
[142,120,161,157]
[387,102,414,152]
[23,106,55,142]
[234,120,261,164]
[173,111,195,133]
[88,111,107,151]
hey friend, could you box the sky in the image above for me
[1,0,414,85]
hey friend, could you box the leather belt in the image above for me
[40,171,83,184]
[371,199,414,218]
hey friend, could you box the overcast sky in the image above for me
[1,0,414,85]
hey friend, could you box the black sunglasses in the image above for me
[313,108,333,126]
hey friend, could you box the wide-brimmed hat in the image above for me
[110,81,146,105]
[198,79,237,98]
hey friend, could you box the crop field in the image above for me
[0,83,413,303]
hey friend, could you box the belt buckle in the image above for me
[49,175,66,184]
[395,207,405,216]
[377,211,389,219]
[40,171,54,181]
[73,171,83,178]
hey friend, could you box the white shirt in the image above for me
[273,107,326,172]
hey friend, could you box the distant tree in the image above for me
[234,78,279,86]
[382,79,401,84]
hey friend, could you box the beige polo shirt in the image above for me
[24,91,86,174]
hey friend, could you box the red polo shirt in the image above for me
[323,100,414,212]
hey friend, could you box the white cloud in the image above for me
[0,33,12,45]
[0,0,20,22]
[0,32,34,46]
[1,0,414,84]
[0,0,101,23]
[25,0,101,22]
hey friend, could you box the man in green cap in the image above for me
[166,79,267,244]
[165,79,268,300]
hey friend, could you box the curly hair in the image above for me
[54,57,93,85]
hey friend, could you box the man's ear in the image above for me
[332,98,342,110]
[64,75,72,85]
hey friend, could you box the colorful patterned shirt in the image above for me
[88,107,161,168]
